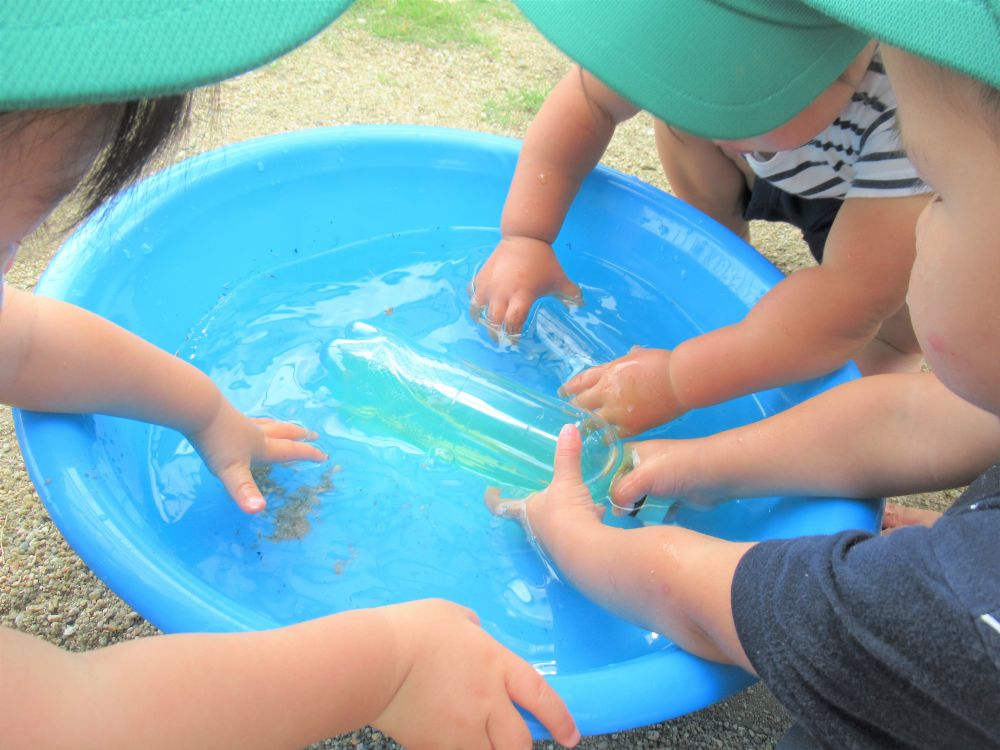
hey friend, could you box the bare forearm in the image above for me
[3,613,401,750]
[501,67,637,242]
[532,517,753,670]
[0,288,222,434]
[669,265,887,410]
[690,373,1000,499]
[669,193,927,411]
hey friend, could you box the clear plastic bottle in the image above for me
[515,300,620,383]
[325,321,624,503]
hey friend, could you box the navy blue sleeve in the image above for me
[732,466,1000,749]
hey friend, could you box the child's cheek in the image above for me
[924,333,957,360]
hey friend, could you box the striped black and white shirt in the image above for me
[745,50,931,200]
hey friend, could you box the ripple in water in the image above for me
[146,228,763,668]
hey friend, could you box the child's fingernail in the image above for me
[244,495,265,513]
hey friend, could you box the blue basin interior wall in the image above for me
[14,126,876,737]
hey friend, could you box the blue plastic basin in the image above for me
[14,126,878,738]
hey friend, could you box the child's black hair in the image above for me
[0,94,194,226]
[79,94,193,220]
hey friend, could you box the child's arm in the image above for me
[470,66,640,334]
[610,372,1000,510]
[488,425,755,670]
[0,288,326,512]
[563,194,930,435]
[1,599,580,750]
[653,121,752,240]
[488,373,1000,674]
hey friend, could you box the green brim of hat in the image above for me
[515,0,869,140]
[0,0,353,109]
[803,0,1000,89]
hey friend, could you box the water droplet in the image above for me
[537,172,548,185]
[432,446,455,464]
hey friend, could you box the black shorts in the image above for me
[742,178,842,263]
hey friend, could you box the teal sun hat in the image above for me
[0,0,354,109]
[514,0,869,140]
[802,0,1000,88]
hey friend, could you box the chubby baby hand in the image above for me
[469,236,582,338]
[486,424,604,543]
[881,502,942,535]
[610,438,725,513]
[560,346,686,436]
[189,402,327,514]
[373,599,580,750]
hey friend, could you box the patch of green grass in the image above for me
[348,0,516,48]
[482,85,548,129]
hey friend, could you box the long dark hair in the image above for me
[0,93,193,226]
[78,94,193,220]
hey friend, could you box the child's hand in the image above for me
[374,599,580,750]
[609,438,724,513]
[881,502,942,535]
[469,236,582,336]
[486,424,605,542]
[560,347,685,436]
[188,400,327,514]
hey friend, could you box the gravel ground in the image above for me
[0,6,955,749]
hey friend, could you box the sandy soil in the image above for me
[0,6,956,749]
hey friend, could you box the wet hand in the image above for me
[189,403,327,513]
[374,599,580,750]
[469,236,582,338]
[610,438,721,513]
[560,347,685,436]
[486,424,604,541]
